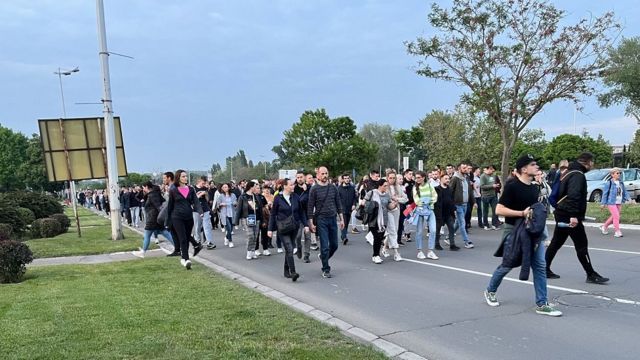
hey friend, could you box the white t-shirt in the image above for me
[614,180,623,204]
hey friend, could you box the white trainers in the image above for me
[464,242,475,249]
[132,250,145,258]
[246,251,253,260]
[417,251,426,260]
[426,250,439,260]
[372,256,383,264]
[255,250,262,256]
[293,247,298,255]
[263,249,271,256]
[393,252,403,262]
[154,238,160,244]
[614,231,623,238]
[224,238,229,246]
[484,226,491,230]
[228,242,234,248]
[277,248,284,254]
[180,259,186,266]
[443,239,450,246]
[600,225,609,235]
[252,251,258,259]
[484,290,499,307]
[381,248,390,258]
[184,259,192,269]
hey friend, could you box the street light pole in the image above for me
[54,66,81,237]
[96,0,123,240]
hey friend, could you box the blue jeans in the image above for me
[225,216,233,241]
[454,204,470,243]
[317,216,339,273]
[482,196,499,227]
[415,213,436,250]
[143,229,173,251]
[487,225,548,306]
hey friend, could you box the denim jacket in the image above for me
[600,180,630,205]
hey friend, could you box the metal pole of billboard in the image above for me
[54,67,82,237]
[96,0,123,240]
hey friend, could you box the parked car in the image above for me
[586,168,640,202]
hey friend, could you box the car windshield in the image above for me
[585,169,609,181]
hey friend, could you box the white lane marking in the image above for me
[402,258,640,305]
[563,245,640,256]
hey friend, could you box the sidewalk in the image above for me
[29,249,166,267]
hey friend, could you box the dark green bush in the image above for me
[31,218,62,238]
[0,199,29,235]
[50,213,71,233]
[0,240,34,283]
[17,207,35,228]
[0,191,63,219]
[0,224,12,241]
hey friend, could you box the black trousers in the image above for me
[435,215,456,247]
[256,226,270,251]
[171,217,198,260]
[398,204,407,241]
[546,217,596,276]
[341,210,352,240]
[280,230,297,276]
[370,227,385,257]
[465,198,473,228]
[170,225,180,253]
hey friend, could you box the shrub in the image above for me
[50,213,71,233]
[31,218,62,238]
[0,240,34,283]
[0,191,63,219]
[0,199,29,235]
[0,224,12,241]
[17,207,35,228]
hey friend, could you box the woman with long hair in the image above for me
[411,171,439,260]
[268,178,306,281]
[235,180,265,260]
[219,183,237,248]
[382,171,406,261]
[601,168,630,238]
[132,181,174,258]
[364,179,391,264]
[165,170,203,269]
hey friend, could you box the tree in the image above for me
[19,134,64,192]
[599,37,640,123]
[395,126,425,170]
[119,172,151,188]
[406,0,619,183]
[416,110,466,169]
[627,129,640,166]
[542,133,612,167]
[510,129,549,169]
[358,123,398,172]
[276,109,378,175]
[0,124,28,191]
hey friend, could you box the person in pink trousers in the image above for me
[600,168,630,238]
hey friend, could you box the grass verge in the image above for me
[0,258,385,360]
[24,207,153,258]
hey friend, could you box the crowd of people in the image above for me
[76,151,630,317]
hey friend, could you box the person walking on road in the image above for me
[269,178,307,281]
[382,170,406,261]
[132,181,175,258]
[308,166,344,279]
[363,179,392,264]
[219,183,237,248]
[600,168,630,238]
[235,180,265,260]
[484,154,562,316]
[545,152,610,284]
[411,171,439,260]
[338,173,358,245]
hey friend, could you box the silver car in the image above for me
[586,168,640,202]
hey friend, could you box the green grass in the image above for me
[0,258,385,360]
[24,207,153,259]
[585,202,640,224]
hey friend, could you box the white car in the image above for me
[586,168,640,202]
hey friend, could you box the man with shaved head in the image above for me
[308,166,344,278]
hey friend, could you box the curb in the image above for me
[102,210,428,360]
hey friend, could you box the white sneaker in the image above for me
[255,250,262,256]
[252,251,258,259]
[263,249,271,256]
[464,242,475,249]
[381,248,390,258]
[394,252,403,262]
[600,225,609,235]
[132,250,145,258]
[417,251,426,260]
[231,231,235,235]
[228,242,234,248]
[235,226,239,230]
[221,227,225,233]
[426,250,439,260]
[484,226,490,230]
[224,238,229,246]
[184,259,192,269]
[180,259,186,266]
[440,228,445,235]
[614,231,623,238]
[372,256,383,264]
[154,238,160,244]
[293,248,298,255]
[246,251,253,260]
[277,248,284,254]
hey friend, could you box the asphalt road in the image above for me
[195,223,640,360]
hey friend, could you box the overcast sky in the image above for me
[1,0,638,173]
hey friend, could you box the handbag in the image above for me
[277,215,297,234]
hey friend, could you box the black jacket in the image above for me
[434,185,455,219]
[554,161,588,220]
[166,185,203,226]
[337,184,358,214]
[268,193,307,232]
[494,203,547,281]
[120,191,130,210]
[144,186,164,230]
[235,192,264,225]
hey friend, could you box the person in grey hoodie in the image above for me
[449,162,474,249]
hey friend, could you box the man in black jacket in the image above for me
[338,173,358,245]
[545,152,609,284]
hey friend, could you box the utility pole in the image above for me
[96,0,123,240]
